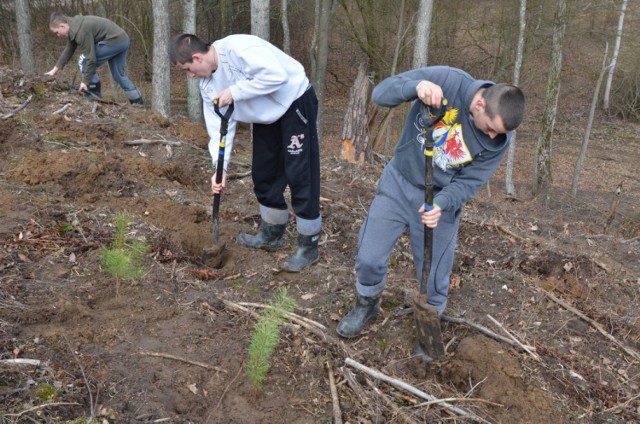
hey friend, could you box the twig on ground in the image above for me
[342,367,371,406]
[538,288,640,362]
[65,336,98,420]
[124,139,182,146]
[138,350,227,373]
[222,298,356,357]
[4,402,81,417]
[218,300,300,332]
[415,396,503,408]
[327,361,343,424]
[237,301,327,330]
[52,103,71,115]
[495,224,527,242]
[2,95,33,120]
[441,314,537,353]
[206,363,243,424]
[486,315,542,362]
[0,358,42,367]
[345,357,492,423]
[366,379,421,424]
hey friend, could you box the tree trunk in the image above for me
[341,62,371,165]
[533,0,567,199]
[412,0,434,68]
[15,0,36,75]
[183,0,203,124]
[505,0,527,197]
[571,45,609,196]
[152,0,170,117]
[603,0,627,112]
[281,0,290,54]
[314,0,333,142]
[251,0,270,40]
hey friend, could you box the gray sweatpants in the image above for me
[354,164,460,315]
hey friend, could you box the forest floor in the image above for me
[1,67,639,423]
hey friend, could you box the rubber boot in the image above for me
[237,222,286,251]
[280,233,320,272]
[86,82,101,100]
[336,294,381,338]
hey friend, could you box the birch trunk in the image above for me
[505,0,527,197]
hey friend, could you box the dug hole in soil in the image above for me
[1,68,640,423]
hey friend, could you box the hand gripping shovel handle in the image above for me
[211,100,234,243]
[419,100,447,294]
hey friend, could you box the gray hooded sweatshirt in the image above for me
[372,66,512,213]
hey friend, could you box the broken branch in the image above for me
[442,314,537,354]
[345,357,492,423]
[2,94,33,120]
[538,288,640,362]
[124,139,182,146]
[138,350,227,373]
[487,315,542,362]
[327,361,342,424]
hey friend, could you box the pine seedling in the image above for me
[100,212,147,301]
[246,288,297,395]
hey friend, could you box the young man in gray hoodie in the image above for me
[170,33,321,272]
[337,66,525,338]
[45,12,143,104]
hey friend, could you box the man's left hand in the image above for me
[418,203,441,228]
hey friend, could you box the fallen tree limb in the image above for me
[222,298,356,357]
[366,379,421,424]
[2,95,33,120]
[124,138,182,146]
[237,301,327,330]
[345,357,492,423]
[441,314,537,353]
[486,315,542,362]
[327,361,343,424]
[538,288,640,362]
[52,103,71,115]
[4,402,81,417]
[138,350,227,373]
[0,358,42,367]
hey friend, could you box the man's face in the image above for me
[50,23,69,38]
[473,111,507,139]
[176,54,211,78]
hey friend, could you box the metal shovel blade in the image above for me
[412,292,445,363]
[202,194,227,268]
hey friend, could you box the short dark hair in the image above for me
[169,34,210,65]
[49,12,68,27]
[482,83,525,131]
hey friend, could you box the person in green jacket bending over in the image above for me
[45,12,143,104]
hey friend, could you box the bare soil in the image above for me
[1,68,639,423]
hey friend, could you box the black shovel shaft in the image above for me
[211,101,234,244]
[419,100,447,294]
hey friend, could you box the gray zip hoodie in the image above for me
[372,66,512,212]
[199,34,309,170]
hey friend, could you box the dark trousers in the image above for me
[251,87,320,221]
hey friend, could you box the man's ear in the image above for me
[191,52,203,63]
[474,96,486,112]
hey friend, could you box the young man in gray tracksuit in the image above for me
[337,66,525,338]
[169,33,321,272]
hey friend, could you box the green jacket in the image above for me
[55,15,128,85]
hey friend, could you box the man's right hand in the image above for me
[416,80,444,108]
[211,170,228,194]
